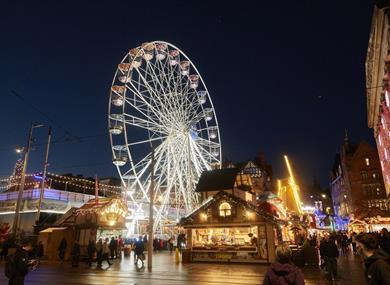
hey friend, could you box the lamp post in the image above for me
[147,148,155,271]
[35,127,51,225]
[12,122,44,233]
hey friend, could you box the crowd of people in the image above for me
[5,229,390,285]
[263,229,390,285]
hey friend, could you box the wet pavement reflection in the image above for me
[0,251,366,285]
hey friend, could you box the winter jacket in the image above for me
[380,233,390,255]
[263,262,305,285]
[364,248,390,285]
[319,240,338,258]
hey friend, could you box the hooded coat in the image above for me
[364,248,390,285]
[263,262,305,285]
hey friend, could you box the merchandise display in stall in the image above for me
[180,190,281,263]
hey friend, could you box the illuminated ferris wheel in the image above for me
[108,41,222,229]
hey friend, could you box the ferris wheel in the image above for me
[108,41,222,229]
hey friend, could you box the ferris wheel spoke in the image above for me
[123,113,167,134]
[127,135,167,147]
[125,80,170,125]
[133,67,175,120]
[155,137,187,224]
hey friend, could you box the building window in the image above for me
[219,202,232,217]
[373,173,377,179]
[362,171,368,180]
[377,188,381,195]
[365,158,370,166]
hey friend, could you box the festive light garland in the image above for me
[0,172,123,195]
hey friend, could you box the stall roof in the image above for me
[195,168,253,192]
[180,190,282,226]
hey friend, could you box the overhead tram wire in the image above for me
[10,89,81,142]
[0,133,107,153]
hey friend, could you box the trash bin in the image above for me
[181,248,191,263]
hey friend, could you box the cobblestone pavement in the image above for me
[0,252,367,285]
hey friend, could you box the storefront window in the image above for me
[219,202,232,217]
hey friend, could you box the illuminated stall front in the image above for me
[179,191,281,263]
[41,197,127,259]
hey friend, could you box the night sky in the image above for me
[0,1,375,188]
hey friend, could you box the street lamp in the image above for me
[15,147,24,154]
[12,123,44,234]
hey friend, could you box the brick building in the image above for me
[366,1,390,197]
[330,134,387,221]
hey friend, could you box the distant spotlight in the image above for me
[15,146,24,154]
[321,194,326,198]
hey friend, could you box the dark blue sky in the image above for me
[0,1,374,187]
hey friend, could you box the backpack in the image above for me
[5,254,16,279]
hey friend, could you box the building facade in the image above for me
[366,2,390,198]
[330,136,387,222]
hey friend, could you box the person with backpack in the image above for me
[356,233,390,285]
[5,239,35,285]
[263,244,305,285]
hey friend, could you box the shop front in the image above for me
[180,191,282,263]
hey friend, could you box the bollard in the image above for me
[175,248,180,263]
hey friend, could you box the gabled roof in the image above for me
[180,190,282,226]
[356,207,390,220]
[195,168,239,192]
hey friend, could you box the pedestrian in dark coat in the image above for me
[87,239,96,266]
[109,237,116,259]
[263,244,305,285]
[319,235,339,280]
[6,240,34,285]
[36,241,44,266]
[71,241,80,268]
[379,228,390,255]
[96,238,103,266]
[134,237,145,267]
[356,233,390,285]
[57,238,67,263]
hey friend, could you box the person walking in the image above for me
[117,235,123,259]
[36,241,44,267]
[87,239,96,267]
[102,238,112,266]
[134,236,145,267]
[379,228,390,255]
[57,237,67,263]
[109,237,116,259]
[5,239,35,285]
[320,235,339,281]
[263,244,305,285]
[356,233,390,285]
[96,238,103,267]
[71,241,80,268]
[168,237,174,254]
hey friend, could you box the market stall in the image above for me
[179,190,282,263]
[40,197,127,259]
